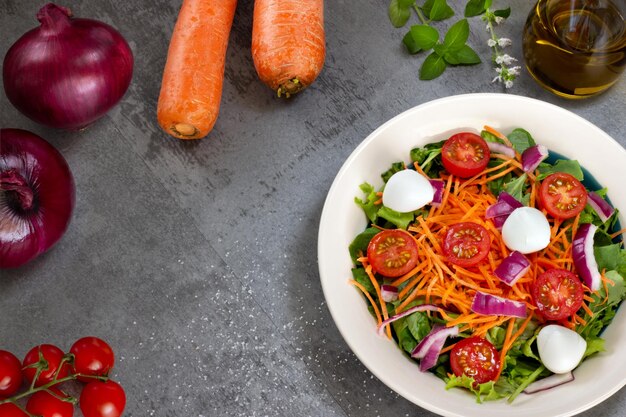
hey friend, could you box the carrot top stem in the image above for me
[277,78,303,98]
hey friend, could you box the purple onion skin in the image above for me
[3,3,133,130]
[0,129,75,268]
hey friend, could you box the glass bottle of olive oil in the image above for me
[523,0,626,99]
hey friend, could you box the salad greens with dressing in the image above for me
[350,127,626,403]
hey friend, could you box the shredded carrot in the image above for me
[581,302,594,317]
[484,125,513,147]
[349,279,382,325]
[365,265,391,339]
[610,227,626,240]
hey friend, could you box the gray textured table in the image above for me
[1,1,625,416]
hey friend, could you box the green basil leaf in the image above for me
[428,0,455,21]
[389,0,412,27]
[494,7,511,18]
[443,19,470,51]
[406,24,439,50]
[433,43,448,56]
[445,44,481,64]
[464,0,487,17]
[403,31,422,54]
[420,51,448,80]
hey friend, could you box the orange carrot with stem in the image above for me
[157,0,237,139]
[252,0,325,98]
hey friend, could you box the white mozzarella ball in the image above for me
[382,170,434,213]
[537,325,587,374]
[502,207,550,254]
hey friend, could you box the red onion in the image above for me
[587,192,615,223]
[494,251,530,286]
[377,304,441,336]
[471,292,527,318]
[486,192,523,219]
[486,141,516,158]
[381,285,399,302]
[0,129,75,268]
[573,223,601,291]
[411,325,459,371]
[523,371,574,394]
[3,3,133,129]
[521,145,549,173]
[428,179,445,207]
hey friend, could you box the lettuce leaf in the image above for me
[354,182,380,223]
[445,374,503,403]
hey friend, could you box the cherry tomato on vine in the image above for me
[70,337,115,382]
[532,269,584,321]
[80,380,126,417]
[22,344,70,387]
[367,229,419,277]
[0,350,23,398]
[0,403,28,417]
[441,133,491,178]
[450,336,500,385]
[539,173,587,219]
[26,387,74,417]
[443,222,490,268]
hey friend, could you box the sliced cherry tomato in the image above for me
[22,344,70,387]
[443,222,490,267]
[0,350,23,398]
[450,336,500,385]
[539,173,587,219]
[367,230,419,277]
[441,133,491,178]
[532,269,583,320]
[26,387,74,417]
[0,403,29,417]
[80,380,126,417]
[70,337,115,382]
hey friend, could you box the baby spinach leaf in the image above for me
[349,227,380,263]
[507,128,536,153]
[536,160,584,181]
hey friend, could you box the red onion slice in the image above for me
[381,285,399,303]
[429,179,445,207]
[487,141,515,158]
[587,192,615,223]
[521,145,549,173]
[486,192,523,219]
[471,292,527,318]
[494,251,530,286]
[377,304,441,336]
[491,214,507,230]
[411,325,459,371]
[523,371,574,394]
[573,223,601,291]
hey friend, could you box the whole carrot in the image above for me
[252,0,325,98]
[157,0,237,140]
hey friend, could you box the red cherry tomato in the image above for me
[22,344,70,387]
[532,269,584,321]
[441,133,491,178]
[0,350,23,398]
[367,229,419,277]
[70,337,115,382]
[538,173,587,219]
[0,403,29,417]
[450,336,500,385]
[443,222,490,268]
[26,387,74,417]
[80,380,126,417]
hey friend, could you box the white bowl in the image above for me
[318,94,626,417]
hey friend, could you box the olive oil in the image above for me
[523,0,626,98]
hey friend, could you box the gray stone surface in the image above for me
[1,1,624,416]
